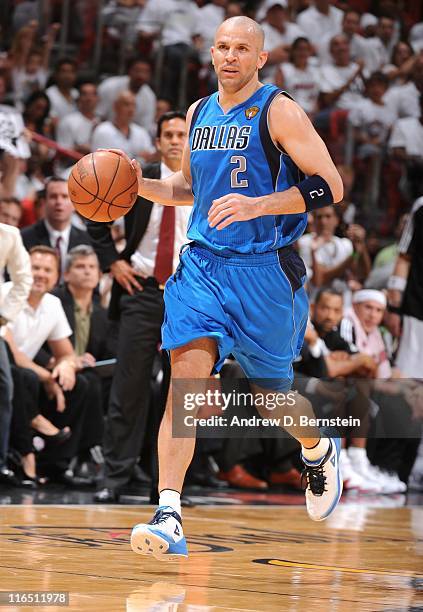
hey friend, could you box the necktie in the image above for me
[55,235,63,278]
[154,206,175,285]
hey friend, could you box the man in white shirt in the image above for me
[319,34,365,111]
[0,223,32,484]
[383,55,423,119]
[91,90,154,163]
[56,81,100,178]
[318,9,369,68]
[260,0,305,83]
[298,206,371,300]
[46,58,78,122]
[296,0,343,48]
[137,0,200,105]
[88,112,192,503]
[21,177,92,282]
[3,246,101,483]
[97,58,156,136]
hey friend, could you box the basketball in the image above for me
[68,151,138,222]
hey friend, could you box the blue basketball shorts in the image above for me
[162,243,309,391]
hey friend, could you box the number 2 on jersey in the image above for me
[230,155,249,188]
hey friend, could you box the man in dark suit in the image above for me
[21,177,91,282]
[87,111,192,502]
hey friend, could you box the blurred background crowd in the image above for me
[0,0,422,503]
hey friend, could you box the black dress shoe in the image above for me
[94,487,118,503]
[0,466,18,486]
[37,428,72,445]
[186,471,228,488]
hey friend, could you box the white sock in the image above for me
[302,437,330,463]
[159,489,181,516]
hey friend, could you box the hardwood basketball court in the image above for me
[1,503,422,611]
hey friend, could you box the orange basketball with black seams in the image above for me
[68,151,138,222]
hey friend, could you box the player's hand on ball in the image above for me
[98,148,143,193]
[208,194,260,230]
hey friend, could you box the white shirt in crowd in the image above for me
[12,67,48,109]
[298,232,354,301]
[137,0,200,47]
[56,111,100,178]
[349,98,397,141]
[317,32,368,67]
[319,62,364,110]
[383,82,421,119]
[131,162,191,278]
[46,85,78,120]
[279,62,320,114]
[97,76,156,135]
[6,289,72,359]
[389,117,423,157]
[0,224,32,323]
[261,21,305,82]
[296,4,343,47]
[91,120,154,161]
[197,3,225,65]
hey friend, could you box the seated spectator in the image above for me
[0,222,32,485]
[91,90,154,163]
[137,0,200,106]
[97,58,156,136]
[383,52,423,119]
[383,41,416,85]
[10,22,59,110]
[0,197,22,227]
[296,0,343,49]
[54,245,116,370]
[21,177,91,282]
[317,9,368,69]
[298,206,371,301]
[340,289,409,493]
[260,1,305,84]
[275,37,320,116]
[319,34,365,113]
[46,58,78,124]
[56,81,100,178]
[365,213,409,289]
[389,93,423,201]
[3,246,102,484]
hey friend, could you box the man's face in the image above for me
[314,293,344,332]
[115,93,136,122]
[56,62,76,89]
[30,252,59,296]
[330,36,350,66]
[64,255,100,291]
[343,12,360,37]
[128,62,151,89]
[354,301,385,332]
[156,118,187,166]
[378,17,394,43]
[0,201,22,227]
[78,84,98,114]
[211,23,267,93]
[266,6,286,30]
[314,206,339,236]
[45,180,73,226]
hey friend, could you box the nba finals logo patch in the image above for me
[245,106,259,120]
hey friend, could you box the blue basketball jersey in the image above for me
[187,83,308,254]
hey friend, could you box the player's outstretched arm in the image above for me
[208,96,343,230]
[99,102,200,207]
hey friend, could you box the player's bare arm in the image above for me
[104,103,199,207]
[208,96,343,230]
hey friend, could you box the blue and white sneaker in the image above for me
[130,506,188,560]
[301,437,342,521]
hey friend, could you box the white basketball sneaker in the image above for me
[301,437,343,522]
[131,506,188,561]
[339,449,365,491]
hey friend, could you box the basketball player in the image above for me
[108,16,344,560]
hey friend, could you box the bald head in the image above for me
[215,16,265,52]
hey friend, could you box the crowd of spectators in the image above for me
[0,0,422,499]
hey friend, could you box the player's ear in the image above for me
[257,50,268,70]
[210,46,215,65]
